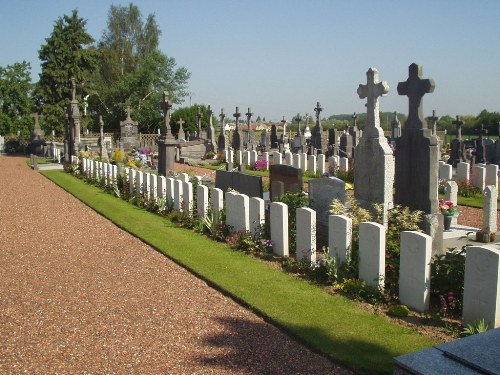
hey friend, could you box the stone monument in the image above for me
[390,112,401,142]
[157,91,176,175]
[217,108,226,152]
[30,112,45,155]
[231,106,241,151]
[65,77,81,163]
[311,102,323,152]
[207,105,215,146]
[354,67,394,224]
[245,107,253,149]
[394,63,442,253]
[119,106,139,151]
[448,115,464,167]
[177,118,186,142]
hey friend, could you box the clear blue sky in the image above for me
[0,0,499,122]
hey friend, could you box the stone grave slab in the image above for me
[269,164,303,201]
[308,177,345,226]
[215,170,263,198]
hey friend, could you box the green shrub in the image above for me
[388,304,410,317]
[276,191,309,255]
[334,278,385,305]
[462,318,489,336]
[457,180,482,198]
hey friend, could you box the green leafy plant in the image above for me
[334,278,385,305]
[388,304,410,317]
[276,191,309,255]
[462,319,489,336]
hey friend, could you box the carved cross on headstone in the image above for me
[452,115,463,140]
[430,110,438,136]
[161,91,173,139]
[314,102,323,122]
[196,106,202,139]
[357,67,389,136]
[397,63,435,130]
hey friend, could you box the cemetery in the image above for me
[25,61,500,373]
[2,4,500,374]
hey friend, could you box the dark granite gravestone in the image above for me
[339,131,353,158]
[394,328,500,375]
[311,102,323,151]
[245,107,253,149]
[30,112,45,155]
[395,63,442,253]
[270,123,278,149]
[269,164,303,201]
[231,107,241,150]
[217,109,226,152]
[328,129,337,148]
[215,170,263,198]
[485,139,495,163]
[448,115,464,167]
[475,124,487,164]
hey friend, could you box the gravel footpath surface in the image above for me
[0,156,350,375]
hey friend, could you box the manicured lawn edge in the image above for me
[41,169,435,374]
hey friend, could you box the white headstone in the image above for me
[300,153,307,172]
[444,180,459,225]
[359,222,385,289]
[296,207,316,264]
[307,155,317,175]
[173,179,183,211]
[273,151,282,165]
[270,202,289,257]
[166,177,175,203]
[129,169,136,194]
[157,175,167,200]
[399,231,431,312]
[150,174,157,199]
[225,192,249,232]
[178,172,189,183]
[472,165,486,191]
[456,162,470,182]
[143,172,151,198]
[317,154,326,176]
[339,157,349,172]
[483,185,498,234]
[328,214,352,264]
[249,150,258,166]
[211,187,224,223]
[135,171,144,196]
[438,163,452,181]
[182,181,193,214]
[249,197,265,237]
[463,246,500,328]
[197,184,209,219]
[262,152,270,170]
[486,164,498,190]
[292,153,301,169]
[285,151,293,166]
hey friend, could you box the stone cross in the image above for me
[70,77,76,101]
[303,113,309,135]
[246,107,253,147]
[177,117,186,140]
[295,113,301,136]
[161,91,174,140]
[314,102,323,122]
[430,110,438,136]
[397,63,435,130]
[196,106,202,139]
[125,106,132,120]
[452,115,463,140]
[479,123,487,139]
[219,108,226,133]
[207,105,214,143]
[352,112,358,127]
[357,67,389,137]
[233,106,241,130]
[99,115,104,136]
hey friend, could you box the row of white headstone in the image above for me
[79,157,499,329]
[222,149,350,174]
[438,161,499,191]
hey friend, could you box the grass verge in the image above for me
[41,169,435,374]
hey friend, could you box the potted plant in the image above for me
[439,199,459,231]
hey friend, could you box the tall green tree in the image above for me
[0,61,33,136]
[90,3,190,133]
[35,10,97,135]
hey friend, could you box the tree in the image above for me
[35,10,97,135]
[170,105,217,136]
[0,61,33,136]
[90,3,190,133]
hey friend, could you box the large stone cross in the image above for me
[397,63,435,130]
[177,118,185,130]
[303,113,309,135]
[162,91,173,138]
[207,105,213,127]
[245,107,253,146]
[233,106,241,130]
[219,108,226,132]
[196,106,202,138]
[295,113,301,136]
[70,77,76,101]
[99,115,104,134]
[452,115,463,140]
[357,67,388,136]
[352,112,358,127]
[314,102,322,121]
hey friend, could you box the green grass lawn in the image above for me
[41,170,435,374]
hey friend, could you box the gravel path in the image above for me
[0,156,349,374]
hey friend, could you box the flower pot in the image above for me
[443,215,452,231]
